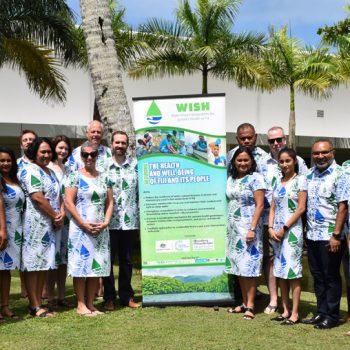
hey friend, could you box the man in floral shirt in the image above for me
[103,131,140,310]
[68,120,112,172]
[302,139,349,329]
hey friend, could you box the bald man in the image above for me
[68,120,112,173]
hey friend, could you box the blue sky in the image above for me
[68,0,349,45]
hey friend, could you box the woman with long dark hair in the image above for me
[20,138,64,317]
[226,147,265,320]
[0,147,25,320]
[47,135,73,309]
[269,148,307,325]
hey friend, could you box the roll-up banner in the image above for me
[133,94,233,306]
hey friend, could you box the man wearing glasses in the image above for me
[69,120,112,172]
[302,139,349,329]
[258,126,308,315]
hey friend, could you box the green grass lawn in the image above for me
[1,266,350,350]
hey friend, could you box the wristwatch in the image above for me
[283,225,289,232]
[332,232,341,241]
[250,227,256,232]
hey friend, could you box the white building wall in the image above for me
[0,66,349,140]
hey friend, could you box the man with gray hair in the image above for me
[258,126,308,315]
[69,120,112,173]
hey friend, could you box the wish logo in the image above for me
[146,100,162,125]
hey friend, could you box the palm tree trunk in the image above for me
[288,84,296,150]
[79,0,135,151]
[202,65,208,94]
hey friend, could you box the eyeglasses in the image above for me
[268,137,284,144]
[312,149,333,156]
[81,151,98,159]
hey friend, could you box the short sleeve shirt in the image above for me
[306,161,349,241]
[108,156,139,230]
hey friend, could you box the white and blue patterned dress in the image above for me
[225,172,266,277]
[65,171,111,277]
[0,183,24,270]
[272,175,307,279]
[48,163,70,265]
[20,163,61,271]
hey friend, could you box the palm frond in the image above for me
[2,37,66,102]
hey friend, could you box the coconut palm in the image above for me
[79,0,135,149]
[128,0,267,94]
[0,0,81,102]
[263,26,337,149]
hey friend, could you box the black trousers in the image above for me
[307,239,345,321]
[103,229,138,305]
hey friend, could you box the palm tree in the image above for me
[128,0,267,94]
[263,26,337,149]
[318,5,350,85]
[0,0,81,102]
[79,0,135,149]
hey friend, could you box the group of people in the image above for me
[226,123,350,333]
[0,120,140,320]
[1,119,350,335]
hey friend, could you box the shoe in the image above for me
[264,304,278,314]
[314,319,338,329]
[281,318,299,325]
[301,315,324,325]
[227,304,246,314]
[243,308,255,320]
[103,300,115,311]
[128,299,140,309]
[271,314,289,322]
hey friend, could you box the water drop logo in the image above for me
[146,100,162,125]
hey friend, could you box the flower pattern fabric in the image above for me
[0,184,24,270]
[109,156,139,230]
[225,172,266,277]
[65,171,111,277]
[20,163,61,271]
[272,175,307,279]
[306,161,350,241]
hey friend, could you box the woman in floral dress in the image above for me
[65,141,113,316]
[47,135,72,309]
[20,138,64,317]
[226,147,265,320]
[269,148,307,325]
[0,147,24,320]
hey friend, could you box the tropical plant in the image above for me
[263,26,337,149]
[318,5,350,85]
[128,0,267,94]
[79,0,135,149]
[0,0,81,102]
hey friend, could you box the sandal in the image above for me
[29,306,48,318]
[271,314,290,322]
[227,304,246,314]
[264,304,278,314]
[243,308,255,320]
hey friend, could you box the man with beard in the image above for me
[17,129,37,170]
[103,131,140,310]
